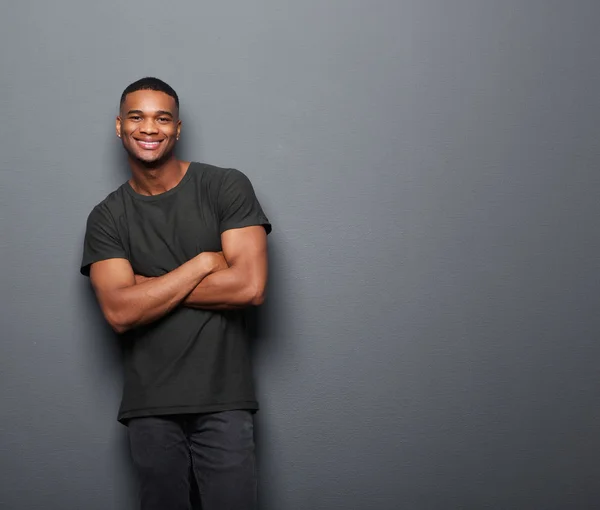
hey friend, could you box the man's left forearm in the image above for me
[183,265,265,310]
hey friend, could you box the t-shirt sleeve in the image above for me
[80,204,128,276]
[218,168,272,235]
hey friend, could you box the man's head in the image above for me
[116,77,181,167]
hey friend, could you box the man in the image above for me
[80,77,271,510]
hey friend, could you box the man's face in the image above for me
[116,90,181,166]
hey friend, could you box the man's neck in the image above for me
[128,157,191,196]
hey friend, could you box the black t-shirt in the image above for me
[80,162,271,423]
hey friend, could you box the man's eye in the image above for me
[130,116,141,120]
[158,117,170,122]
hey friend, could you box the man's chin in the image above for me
[129,150,171,168]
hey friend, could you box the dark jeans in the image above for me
[127,410,257,510]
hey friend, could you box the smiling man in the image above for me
[80,77,271,510]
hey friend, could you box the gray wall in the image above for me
[2,1,600,509]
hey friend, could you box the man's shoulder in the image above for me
[191,161,240,180]
[189,162,252,195]
[87,184,127,221]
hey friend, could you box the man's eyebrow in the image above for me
[126,110,143,115]
[155,110,174,117]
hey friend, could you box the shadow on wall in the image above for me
[79,280,124,381]
[78,279,139,504]
[247,238,295,496]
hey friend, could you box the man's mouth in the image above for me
[134,139,164,150]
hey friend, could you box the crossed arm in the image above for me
[89,226,268,334]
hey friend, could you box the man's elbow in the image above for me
[111,322,130,335]
[104,308,132,335]
[247,283,266,306]
[250,291,265,306]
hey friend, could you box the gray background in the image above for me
[1,1,600,509]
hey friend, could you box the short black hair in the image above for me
[120,77,179,109]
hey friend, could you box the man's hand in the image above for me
[203,251,229,273]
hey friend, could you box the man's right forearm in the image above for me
[103,254,215,333]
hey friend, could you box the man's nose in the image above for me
[139,119,158,134]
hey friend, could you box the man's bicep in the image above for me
[222,226,267,264]
[89,258,135,296]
